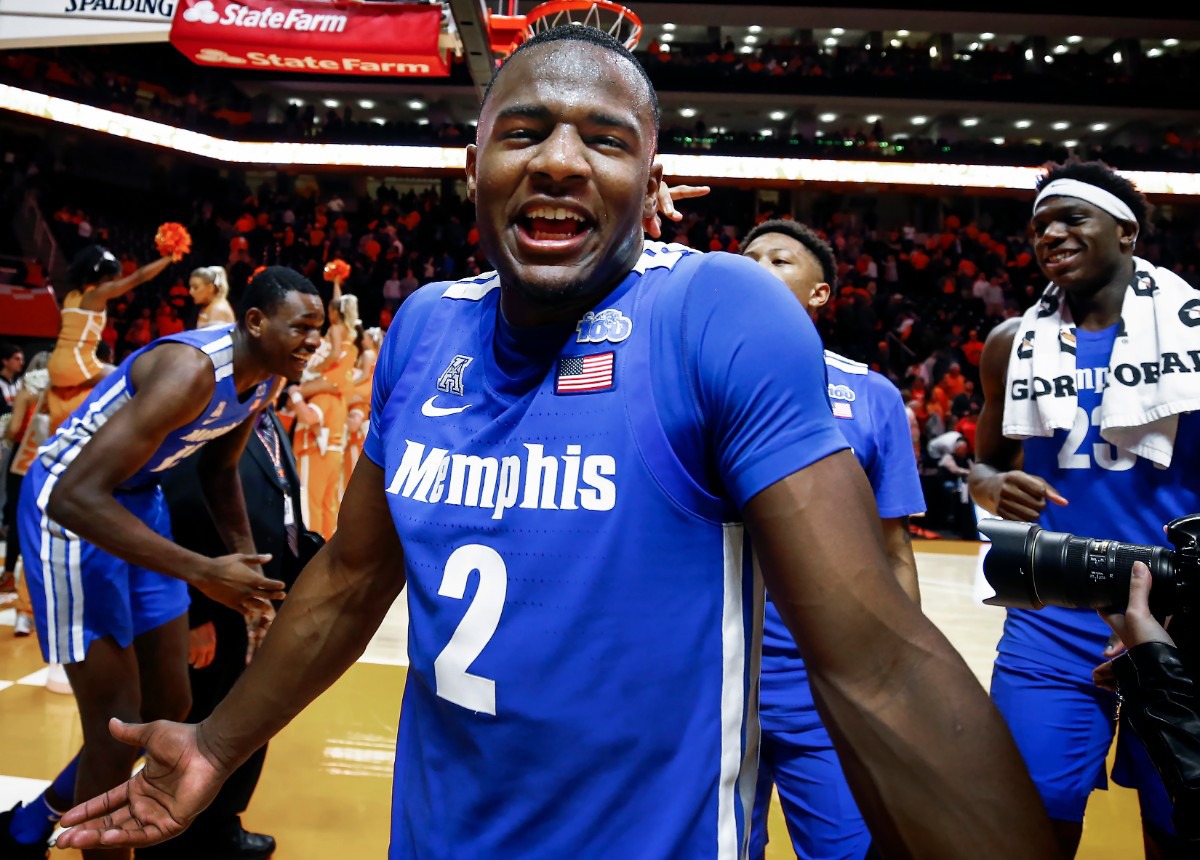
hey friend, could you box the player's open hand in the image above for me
[55,719,228,850]
[644,182,710,238]
[195,553,286,614]
[992,470,1067,522]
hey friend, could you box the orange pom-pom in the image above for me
[155,222,192,260]
[323,259,351,282]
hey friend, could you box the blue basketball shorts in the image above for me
[18,460,189,665]
[749,722,870,860]
[991,653,1174,834]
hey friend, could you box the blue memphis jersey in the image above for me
[366,243,848,860]
[760,351,926,734]
[38,324,273,489]
[1000,324,1200,675]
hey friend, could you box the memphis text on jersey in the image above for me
[1011,350,1200,400]
[386,440,617,521]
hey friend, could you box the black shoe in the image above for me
[135,828,275,860]
[0,804,50,860]
[221,828,275,859]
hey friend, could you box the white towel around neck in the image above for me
[1002,257,1200,468]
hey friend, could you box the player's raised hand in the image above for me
[644,182,710,238]
[194,553,286,613]
[55,719,228,850]
[993,470,1067,522]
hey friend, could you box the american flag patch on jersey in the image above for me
[556,352,615,394]
[832,401,854,419]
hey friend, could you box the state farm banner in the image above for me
[169,0,448,77]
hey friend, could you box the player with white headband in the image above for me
[971,158,1200,857]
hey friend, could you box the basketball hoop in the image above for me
[488,0,643,60]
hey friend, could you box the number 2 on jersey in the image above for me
[1057,406,1135,471]
[433,544,507,715]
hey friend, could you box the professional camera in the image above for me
[977,515,1200,616]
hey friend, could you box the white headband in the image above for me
[1033,178,1137,225]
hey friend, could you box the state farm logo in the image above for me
[195,47,246,64]
[182,0,347,32]
[182,0,219,22]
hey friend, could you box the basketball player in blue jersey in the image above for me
[0,267,322,860]
[970,159,1196,858]
[741,219,924,860]
[56,27,1056,860]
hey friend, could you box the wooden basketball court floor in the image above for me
[0,540,1145,858]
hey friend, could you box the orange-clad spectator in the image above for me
[125,308,154,351]
[962,330,984,368]
[157,307,184,337]
[940,363,966,399]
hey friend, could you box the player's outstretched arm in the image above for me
[57,459,406,849]
[197,412,262,559]
[968,318,1067,521]
[745,449,1058,859]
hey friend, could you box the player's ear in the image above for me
[1118,219,1138,251]
[465,145,478,202]
[808,282,832,311]
[643,160,664,222]
[243,307,266,338]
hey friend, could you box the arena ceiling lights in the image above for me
[4,83,1200,197]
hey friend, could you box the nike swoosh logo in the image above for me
[421,395,472,417]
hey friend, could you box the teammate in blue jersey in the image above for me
[741,219,925,860]
[970,160,1196,858]
[56,27,1057,860]
[0,267,322,860]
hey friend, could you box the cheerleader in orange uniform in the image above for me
[343,325,380,487]
[294,277,358,539]
[47,226,187,431]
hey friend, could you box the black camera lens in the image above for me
[978,519,1178,614]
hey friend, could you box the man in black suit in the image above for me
[152,405,310,860]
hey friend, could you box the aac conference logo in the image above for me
[182,0,219,23]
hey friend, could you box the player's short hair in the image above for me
[743,219,838,289]
[68,245,121,288]
[238,266,319,322]
[481,25,660,145]
[0,342,22,362]
[1036,157,1151,233]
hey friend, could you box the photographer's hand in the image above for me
[1094,564,1176,691]
[1099,562,1175,650]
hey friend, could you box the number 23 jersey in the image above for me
[365,244,847,860]
[1002,322,1200,675]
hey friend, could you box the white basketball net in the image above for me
[524,3,641,50]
